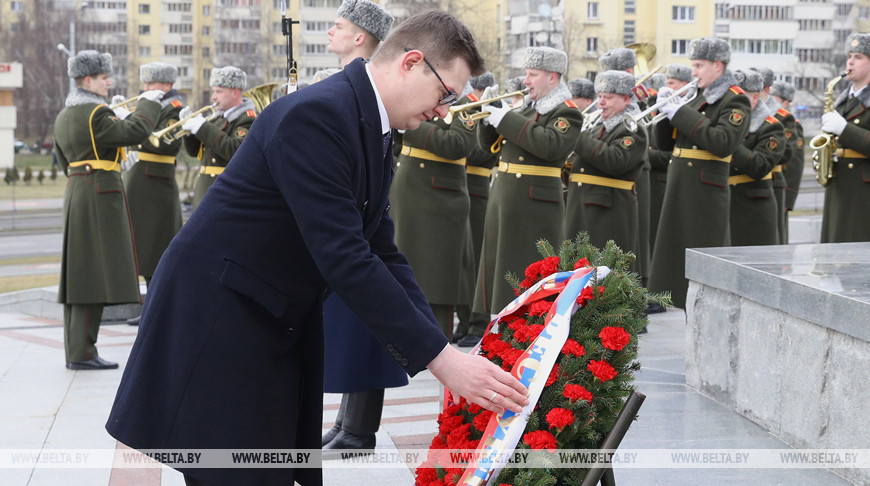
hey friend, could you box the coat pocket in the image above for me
[145,163,176,179]
[744,188,772,200]
[219,258,290,318]
[431,174,462,192]
[699,170,727,188]
[582,185,613,208]
[528,184,562,203]
[95,172,123,194]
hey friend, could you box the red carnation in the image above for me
[473,410,494,432]
[438,415,464,436]
[467,402,483,414]
[563,384,593,403]
[600,326,631,351]
[546,363,560,386]
[574,257,591,269]
[482,334,511,356]
[528,299,552,317]
[546,408,575,431]
[588,359,617,382]
[562,338,585,357]
[576,286,595,306]
[415,466,437,485]
[522,430,558,451]
[498,347,524,370]
[521,256,560,288]
[446,423,472,449]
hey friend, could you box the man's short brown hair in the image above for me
[372,10,485,76]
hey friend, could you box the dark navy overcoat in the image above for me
[106,59,447,486]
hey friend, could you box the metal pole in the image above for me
[68,21,76,92]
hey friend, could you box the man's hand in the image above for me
[181,114,206,135]
[658,95,686,120]
[482,104,510,128]
[113,106,131,120]
[480,84,499,101]
[821,111,847,136]
[428,345,529,414]
[110,94,127,106]
[139,90,165,103]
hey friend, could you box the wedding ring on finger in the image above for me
[489,391,498,402]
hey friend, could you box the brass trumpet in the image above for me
[148,104,219,147]
[442,90,528,125]
[109,96,139,111]
[626,79,699,131]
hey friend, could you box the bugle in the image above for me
[109,96,139,111]
[148,104,219,147]
[442,90,528,125]
[625,79,699,132]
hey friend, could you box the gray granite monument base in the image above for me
[685,243,870,486]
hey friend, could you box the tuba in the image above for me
[810,71,848,187]
[244,82,280,113]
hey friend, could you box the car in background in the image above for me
[14,139,25,153]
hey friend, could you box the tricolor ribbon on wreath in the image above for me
[444,265,611,486]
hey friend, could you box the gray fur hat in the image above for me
[594,70,635,96]
[689,37,730,64]
[507,76,525,93]
[664,63,693,83]
[313,68,341,83]
[846,33,870,56]
[771,80,796,101]
[68,50,112,79]
[140,62,178,84]
[210,66,246,90]
[337,0,394,42]
[524,46,567,75]
[751,66,774,87]
[734,69,763,93]
[644,73,666,92]
[598,48,636,72]
[568,78,595,99]
[470,72,495,90]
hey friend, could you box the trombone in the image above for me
[148,104,219,147]
[624,79,699,132]
[442,89,528,125]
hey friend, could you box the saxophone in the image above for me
[810,70,849,187]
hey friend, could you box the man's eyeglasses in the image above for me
[404,47,458,105]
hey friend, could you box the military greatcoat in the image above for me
[53,89,161,304]
[729,105,785,247]
[771,104,797,244]
[125,90,184,279]
[647,122,670,254]
[785,119,805,213]
[390,97,477,305]
[464,94,499,282]
[821,88,870,243]
[186,98,256,210]
[565,106,648,265]
[473,84,582,314]
[648,73,751,308]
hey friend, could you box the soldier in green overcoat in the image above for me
[390,86,477,338]
[472,47,582,315]
[820,33,870,243]
[772,81,805,239]
[565,70,648,266]
[124,62,184,286]
[53,50,162,369]
[729,69,785,246]
[648,37,751,309]
[183,66,256,211]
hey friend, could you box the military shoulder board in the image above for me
[765,116,779,124]
[171,100,183,108]
[729,86,745,95]
[564,99,578,109]
[246,110,257,118]
[467,93,480,103]
[777,108,790,117]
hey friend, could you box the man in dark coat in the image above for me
[106,12,527,486]
[183,65,256,211]
[772,80,805,241]
[819,33,870,243]
[472,46,582,317]
[122,62,185,326]
[53,50,163,370]
[729,69,786,246]
[565,70,648,267]
[648,37,751,309]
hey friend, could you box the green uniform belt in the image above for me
[466,166,492,177]
[401,145,466,165]
[672,147,732,163]
[199,165,225,176]
[728,173,773,185]
[835,148,869,159]
[497,161,561,178]
[69,160,120,172]
[138,153,176,164]
[569,173,635,190]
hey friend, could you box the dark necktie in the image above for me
[382,132,392,159]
